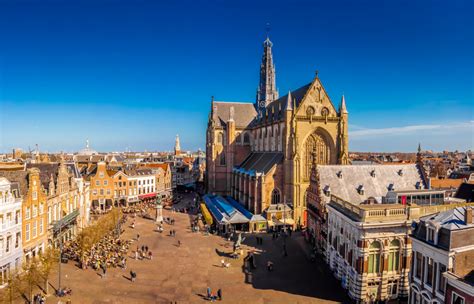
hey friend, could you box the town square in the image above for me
[0,1,473,303]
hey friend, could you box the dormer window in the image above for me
[370,170,376,177]
[324,185,331,196]
[398,169,403,176]
[337,171,343,179]
[357,185,365,195]
[427,226,436,244]
[415,181,421,189]
[388,183,395,191]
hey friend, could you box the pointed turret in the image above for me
[339,95,348,115]
[174,134,181,156]
[285,91,293,111]
[256,36,278,111]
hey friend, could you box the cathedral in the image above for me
[206,37,349,226]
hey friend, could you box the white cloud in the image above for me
[350,121,474,137]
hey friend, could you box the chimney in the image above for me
[465,207,473,225]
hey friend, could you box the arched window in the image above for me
[388,239,401,271]
[243,132,250,144]
[236,133,242,144]
[368,241,381,273]
[271,189,280,204]
[220,153,226,166]
[304,133,330,179]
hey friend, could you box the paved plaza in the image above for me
[45,194,350,304]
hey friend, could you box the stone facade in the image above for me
[0,178,22,286]
[327,194,474,303]
[206,37,349,226]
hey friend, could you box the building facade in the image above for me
[206,37,349,226]
[0,178,22,287]
[327,195,474,303]
[410,206,474,304]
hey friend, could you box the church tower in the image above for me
[174,134,181,156]
[256,37,278,111]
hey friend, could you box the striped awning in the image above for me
[200,203,213,225]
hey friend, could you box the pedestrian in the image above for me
[149,251,152,260]
[178,240,181,247]
[135,250,138,260]
[267,261,273,271]
[102,265,106,278]
[130,270,136,282]
[137,233,140,241]
[206,287,211,300]
[141,245,145,253]
[145,245,148,252]
[217,288,222,301]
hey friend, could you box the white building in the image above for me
[0,178,22,287]
[410,206,474,304]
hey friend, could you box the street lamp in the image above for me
[56,222,63,296]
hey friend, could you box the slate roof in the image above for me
[263,83,311,121]
[421,206,474,230]
[0,170,29,196]
[317,164,425,205]
[212,101,257,128]
[237,152,284,175]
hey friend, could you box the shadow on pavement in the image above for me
[240,232,352,303]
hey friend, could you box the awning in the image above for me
[268,218,295,227]
[200,203,213,225]
[139,192,157,199]
[52,209,79,233]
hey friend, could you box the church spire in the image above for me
[256,35,278,111]
[174,134,181,156]
[339,95,348,115]
[285,91,293,111]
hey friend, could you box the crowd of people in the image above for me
[63,229,132,270]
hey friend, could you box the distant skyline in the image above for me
[1,0,473,153]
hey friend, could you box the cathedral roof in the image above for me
[317,164,426,205]
[237,152,283,175]
[212,101,257,128]
[256,82,312,125]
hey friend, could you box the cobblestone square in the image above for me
[45,194,350,304]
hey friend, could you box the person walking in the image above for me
[217,288,222,301]
[137,233,140,241]
[102,265,107,278]
[177,240,181,247]
[206,287,211,300]
[145,245,148,253]
[149,251,153,260]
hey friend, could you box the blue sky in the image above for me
[0,0,473,153]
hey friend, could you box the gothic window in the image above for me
[388,239,401,272]
[220,153,226,166]
[368,241,382,274]
[217,133,224,144]
[271,189,280,204]
[304,133,330,180]
[243,132,250,144]
[236,133,242,144]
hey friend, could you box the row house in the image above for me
[0,169,49,262]
[0,162,90,269]
[88,162,160,211]
[410,206,474,304]
[138,163,173,200]
[0,178,22,287]
[326,194,474,303]
[26,161,89,247]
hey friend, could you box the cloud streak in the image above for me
[350,121,474,137]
